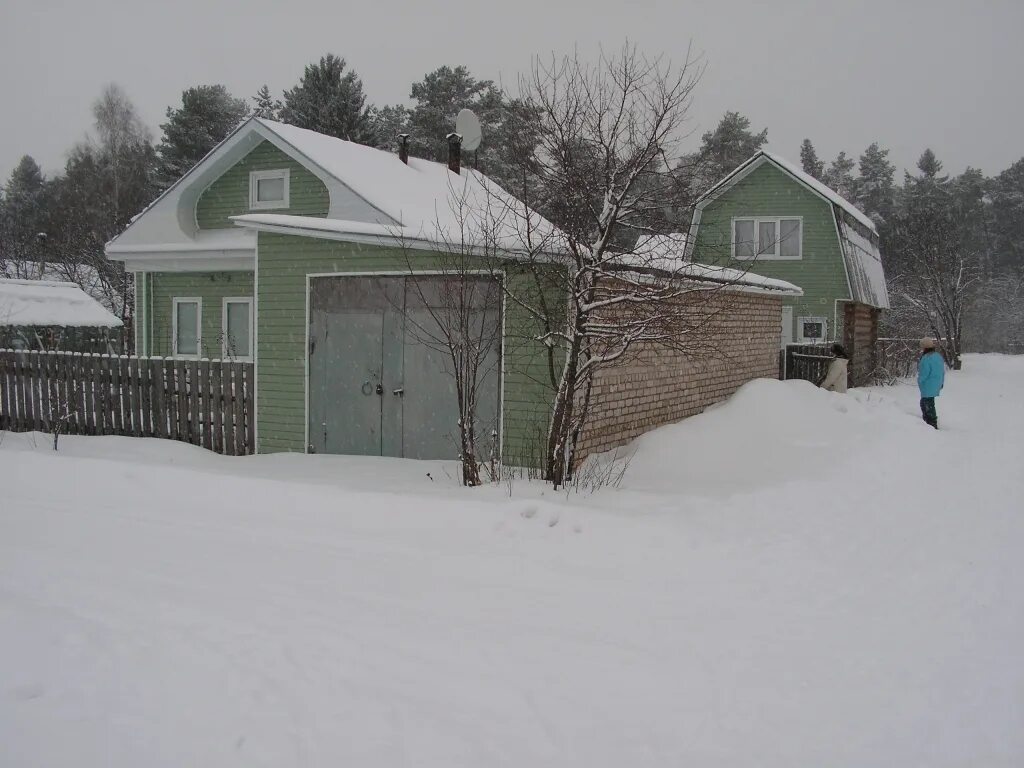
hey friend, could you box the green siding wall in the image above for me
[147,271,255,358]
[694,163,851,340]
[195,141,329,229]
[256,232,562,459]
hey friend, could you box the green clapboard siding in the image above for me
[195,141,329,229]
[693,162,851,340]
[147,271,255,358]
[256,232,563,460]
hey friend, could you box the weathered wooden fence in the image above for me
[0,350,255,455]
[784,343,834,384]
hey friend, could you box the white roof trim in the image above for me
[695,151,878,235]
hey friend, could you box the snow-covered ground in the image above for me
[2,354,1022,767]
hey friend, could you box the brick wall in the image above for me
[575,290,783,461]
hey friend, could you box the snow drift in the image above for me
[2,355,1022,767]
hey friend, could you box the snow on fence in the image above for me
[0,349,255,455]
[784,343,834,384]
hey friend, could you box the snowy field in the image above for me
[2,354,1022,767]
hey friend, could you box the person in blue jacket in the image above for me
[918,337,946,429]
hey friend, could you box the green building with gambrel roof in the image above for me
[688,150,889,381]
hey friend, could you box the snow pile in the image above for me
[0,278,122,328]
[2,355,1023,766]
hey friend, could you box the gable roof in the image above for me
[0,279,122,327]
[107,117,561,263]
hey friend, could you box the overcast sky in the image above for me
[2,0,1022,183]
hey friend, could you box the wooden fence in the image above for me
[0,349,255,455]
[784,343,834,384]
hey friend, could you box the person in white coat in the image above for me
[820,343,849,393]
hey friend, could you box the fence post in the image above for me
[211,360,223,454]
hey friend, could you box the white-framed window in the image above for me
[172,297,202,358]
[732,217,802,260]
[249,169,290,210]
[222,297,253,361]
[797,315,828,343]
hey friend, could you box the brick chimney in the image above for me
[447,133,462,174]
[398,133,410,165]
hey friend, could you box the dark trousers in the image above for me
[920,397,938,429]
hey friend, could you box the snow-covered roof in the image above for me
[614,235,801,295]
[107,116,562,263]
[0,279,123,328]
[241,119,561,254]
[838,219,890,309]
[630,233,690,271]
[699,150,878,235]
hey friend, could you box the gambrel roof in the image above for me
[691,150,889,309]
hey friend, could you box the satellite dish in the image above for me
[455,109,482,152]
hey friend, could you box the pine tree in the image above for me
[252,85,282,120]
[693,111,768,186]
[368,104,410,152]
[989,157,1024,271]
[856,142,896,226]
[280,55,377,145]
[156,85,249,187]
[824,151,857,200]
[0,156,50,273]
[405,65,504,162]
[799,139,824,179]
[917,148,944,179]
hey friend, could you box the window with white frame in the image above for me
[249,169,290,210]
[172,298,201,357]
[733,217,802,260]
[797,316,827,343]
[222,297,252,360]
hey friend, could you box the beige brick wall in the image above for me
[575,290,783,461]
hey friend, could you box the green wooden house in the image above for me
[106,116,568,461]
[106,118,802,462]
[688,151,889,383]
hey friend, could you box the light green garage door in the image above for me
[308,275,501,460]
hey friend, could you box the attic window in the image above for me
[733,217,802,260]
[249,169,290,210]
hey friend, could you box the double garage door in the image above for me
[308,275,502,460]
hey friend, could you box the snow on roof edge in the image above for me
[0,278,123,328]
[760,151,877,234]
[697,151,877,235]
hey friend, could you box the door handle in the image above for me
[375,383,384,395]
[392,387,404,397]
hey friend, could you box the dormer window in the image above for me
[249,169,290,210]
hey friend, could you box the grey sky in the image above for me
[2,0,1022,183]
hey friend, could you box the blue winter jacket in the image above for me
[918,351,945,398]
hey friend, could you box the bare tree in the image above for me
[486,43,746,487]
[888,202,982,368]
[392,187,505,487]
